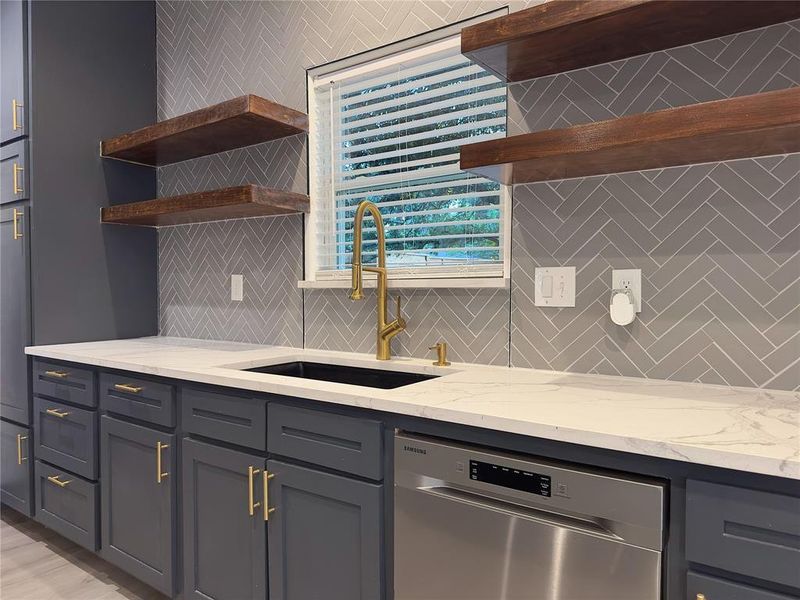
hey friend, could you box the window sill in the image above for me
[297,277,509,290]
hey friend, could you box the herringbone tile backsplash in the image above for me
[156,2,799,390]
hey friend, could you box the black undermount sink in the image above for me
[244,361,439,389]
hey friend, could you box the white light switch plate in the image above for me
[535,267,575,307]
[612,268,641,313]
[231,274,244,301]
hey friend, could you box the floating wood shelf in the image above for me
[101,185,310,226]
[460,88,800,185]
[462,1,800,82]
[101,95,308,166]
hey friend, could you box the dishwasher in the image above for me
[394,432,666,600]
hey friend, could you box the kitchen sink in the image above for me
[243,361,438,389]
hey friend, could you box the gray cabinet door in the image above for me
[0,419,32,516]
[100,416,176,596]
[1,140,28,205]
[182,438,266,600]
[0,0,26,143]
[0,203,30,425]
[267,459,383,600]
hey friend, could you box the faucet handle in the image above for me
[395,295,406,326]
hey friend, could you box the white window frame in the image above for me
[302,10,510,290]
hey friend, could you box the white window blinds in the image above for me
[308,34,508,280]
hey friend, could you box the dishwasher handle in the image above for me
[420,485,622,542]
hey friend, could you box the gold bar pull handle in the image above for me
[44,369,69,379]
[16,434,28,465]
[45,408,70,418]
[12,208,23,240]
[47,475,72,488]
[13,163,23,194]
[263,470,275,521]
[156,442,169,483]
[696,595,706,600]
[12,99,23,131]
[114,383,143,394]
[248,466,261,516]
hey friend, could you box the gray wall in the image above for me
[156,1,799,391]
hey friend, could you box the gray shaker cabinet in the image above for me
[267,459,384,600]
[100,415,177,596]
[0,202,30,425]
[0,0,27,144]
[182,438,267,600]
[0,419,32,516]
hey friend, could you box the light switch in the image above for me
[541,275,553,298]
[535,267,575,307]
[231,274,244,301]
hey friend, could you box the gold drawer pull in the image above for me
[13,163,23,194]
[114,383,143,394]
[13,208,23,240]
[263,470,275,521]
[12,99,23,131]
[47,475,71,488]
[248,466,261,516]
[44,370,69,379]
[156,442,169,483]
[16,434,28,465]
[696,595,706,600]
[45,408,70,418]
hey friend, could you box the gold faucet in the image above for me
[350,201,406,360]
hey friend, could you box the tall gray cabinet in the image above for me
[1,0,158,519]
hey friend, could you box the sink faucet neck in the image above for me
[350,201,406,360]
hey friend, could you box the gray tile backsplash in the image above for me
[159,215,304,347]
[511,156,799,390]
[155,2,799,390]
[304,288,510,366]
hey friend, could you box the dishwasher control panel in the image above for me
[470,459,552,497]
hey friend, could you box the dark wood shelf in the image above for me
[101,95,308,166]
[101,185,310,226]
[462,1,800,83]
[460,88,800,185]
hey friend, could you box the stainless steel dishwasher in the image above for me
[394,432,666,600]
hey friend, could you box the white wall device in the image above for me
[610,269,641,326]
[534,267,576,307]
[231,274,244,301]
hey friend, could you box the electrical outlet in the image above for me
[231,274,244,301]
[612,269,641,313]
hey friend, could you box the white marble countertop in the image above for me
[26,337,800,480]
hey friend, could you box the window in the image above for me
[306,23,508,284]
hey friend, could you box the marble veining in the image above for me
[26,337,800,480]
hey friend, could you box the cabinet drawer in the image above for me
[0,139,28,204]
[33,359,96,408]
[688,572,796,600]
[34,397,97,480]
[268,403,383,480]
[100,372,175,428]
[34,460,99,551]
[686,480,800,589]
[182,386,265,450]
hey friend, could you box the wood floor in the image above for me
[0,508,165,600]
